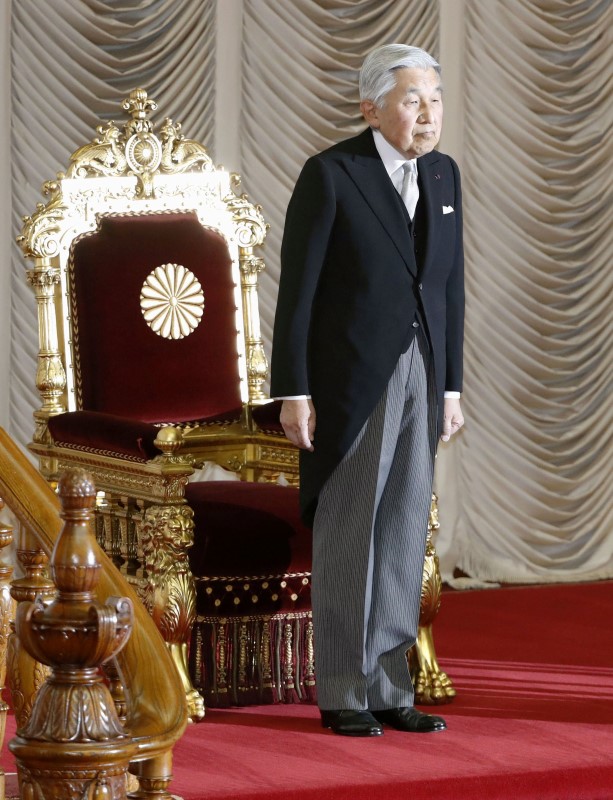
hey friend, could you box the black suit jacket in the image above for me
[271,128,464,525]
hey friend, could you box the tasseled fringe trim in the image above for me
[190,612,317,707]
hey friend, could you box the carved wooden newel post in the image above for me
[7,526,55,731]
[9,470,136,800]
[0,498,16,800]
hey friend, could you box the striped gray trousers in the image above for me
[312,328,437,711]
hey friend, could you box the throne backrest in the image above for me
[20,89,269,428]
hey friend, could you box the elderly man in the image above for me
[271,44,464,736]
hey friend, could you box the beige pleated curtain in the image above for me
[7,0,612,585]
[452,0,613,584]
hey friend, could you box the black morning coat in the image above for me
[270,128,465,527]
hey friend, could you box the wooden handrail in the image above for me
[0,428,187,771]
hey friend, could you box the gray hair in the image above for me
[359,44,441,107]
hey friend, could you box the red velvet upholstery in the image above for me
[186,481,312,617]
[71,213,242,423]
[251,399,284,434]
[47,408,244,460]
[48,411,161,461]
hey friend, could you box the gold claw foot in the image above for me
[409,623,456,707]
[410,494,456,706]
[167,642,205,722]
[186,688,205,722]
[414,667,456,706]
[437,669,457,699]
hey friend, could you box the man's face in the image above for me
[361,67,443,159]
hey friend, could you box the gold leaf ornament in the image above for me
[125,131,162,173]
[140,263,205,339]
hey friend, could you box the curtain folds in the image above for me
[9,0,612,584]
[447,0,613,583]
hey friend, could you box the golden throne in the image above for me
[19,89,454,719]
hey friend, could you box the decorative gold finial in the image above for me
[122,88,157,141]
[122,88,157,121]
[153,426,184,458]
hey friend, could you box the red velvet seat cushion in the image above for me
[186,481,312,616]
[251,400,284,434]
[48,411,161,462]
[47,408,245,462]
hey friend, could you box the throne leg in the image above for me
[168,641,204,721]
[409,494,456,705]
[139,503,205,722]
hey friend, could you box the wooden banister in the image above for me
[0,428,187,794]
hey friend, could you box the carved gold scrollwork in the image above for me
[139,503,204,721]
[159,118,212,174]
[247,345,269,401]
[26,267,60,291]
[33,419,53,447]
[34,355,66,402]
[226,456,245,473]
[259,447,299,466]
[53,459,190,502]
[18,181,67,259]
[139,504,195,643]
[409,494,456,705]
[240,254,265,278]
[419,517,442,628]
[62,90,213,199]
[67,122,128,179]
[224,194,268,249]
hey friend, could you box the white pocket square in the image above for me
[442,205,454,214]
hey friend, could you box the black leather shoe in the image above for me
[321,709,384,737]
[372,707,447,732]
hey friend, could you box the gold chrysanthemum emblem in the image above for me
[140,263,205,339]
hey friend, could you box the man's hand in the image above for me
[441,397,464,442]
[280,398,316,451]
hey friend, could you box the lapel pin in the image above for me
[434,174,441,180]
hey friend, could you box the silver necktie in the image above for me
[400,161,419,219]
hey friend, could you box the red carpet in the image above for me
[3,582,613,799]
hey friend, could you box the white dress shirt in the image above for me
[372,129,417,193]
